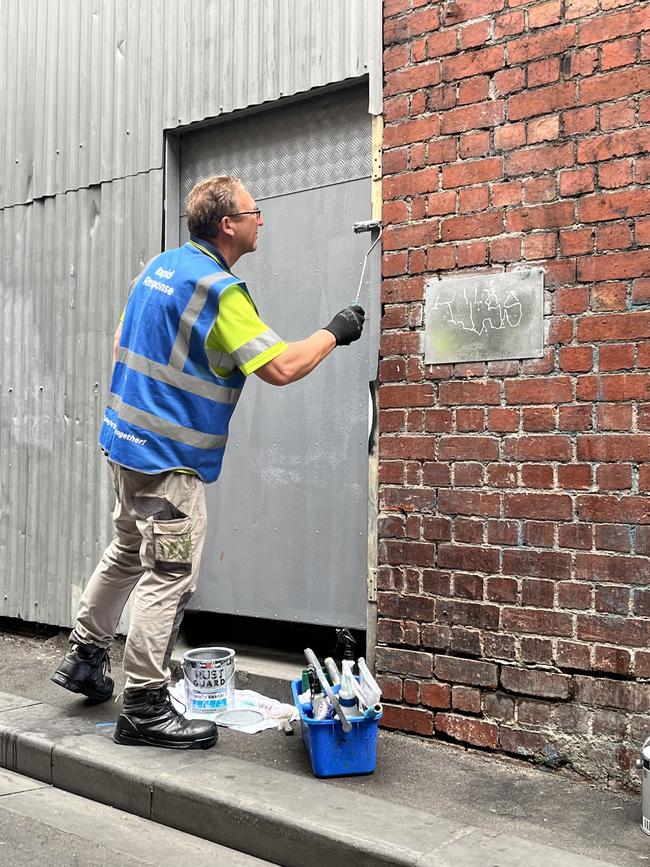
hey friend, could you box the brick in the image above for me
[557,464,592,489]
[595,585,630,615]
[594,523,632,552]
[556,641,591,670]
[484,692,515,721]
[459,76,490,105]
[597,403,633,430]
[457,241,488,267]
[578,6,650,46]
[403,679,420,705]
[502,666,569,699]
[499,728,549,757]
[524,232,557,260]
[494,68,526,97]
[521,577,555,606]
[577,311,650,342]
[421,681,451,709]
[509,82,575,121]
[593,647,632,676]
[505,377,572,404]
[426,31,458,59]
[442,46,504,82]
[487,408,519,432]
[436,713,498,748]
[452,685,482,713]
[521,407,555,432]
[438,436,499,461]
[520,638,554,665]
[599,343,634,371]
[560,228,593,256]
[441,101,505,135]
[508,25,576,64]
[503,549,571,580]
[438,490,501,517]
[599,160,634,189]
[559,167,594,196]
[558,405,592,432]
[577,129,650,163]
[385,62,442,96]
[502,607,573,636]
[450,626,482,656]
[557,581,592,609]
[573,675,650,713]
[578,250,650,282]
[375,646,434,678]
[577,434,650,462]
[506,201,575,232]
[439,380,500,406]
[578,189,650,224]
[506,143,575,177]
[378,592,436,622]
[438,543,499,573]
[504,435,571,461]
[442,157,503,188]
[436,599,500,629]
[384,117,441,150]
[563,106,597,135]
[528,0,562,28]
[559,346,593,372]
[577,615,650,647]
[381,704,434,735]
[459,131,490,159]
[558,285,593,316]
[486,576,518,603]
[495,123,527,151]
[380,384,435,408]
[528,58,561,88]
[579,66,650,106]
[380,540,435,568]
[441,211,504,242]
[504,492,572,520]
[600,101,636,132]
[380,436,435,460]
[596,463,632,490]
[566,0,598,19]
[384,167,440,199]
[434,655,498,688]
[575,553,650,585]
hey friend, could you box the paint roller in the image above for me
[352,219,382,306]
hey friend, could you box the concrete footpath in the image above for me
[0,630,648,866]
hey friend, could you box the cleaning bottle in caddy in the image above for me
[337,629,361,719]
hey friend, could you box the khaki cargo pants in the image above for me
[70,462,207,691]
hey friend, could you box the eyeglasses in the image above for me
[226,209,262,219]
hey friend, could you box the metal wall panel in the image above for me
[0,0,381,209]
[0,173,163,626]
[0,1,381,628]
[179,87,373,627]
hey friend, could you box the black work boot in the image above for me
[51,643,114,703]
[113,686,218,749]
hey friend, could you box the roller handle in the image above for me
[304,647,352,733]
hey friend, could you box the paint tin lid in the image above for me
[643,742,650,763]
[213,709,264,727]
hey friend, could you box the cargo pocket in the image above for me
[151,516,193,575]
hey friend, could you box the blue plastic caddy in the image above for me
[291,677,382,778]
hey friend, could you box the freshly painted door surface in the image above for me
[178,86,373,627]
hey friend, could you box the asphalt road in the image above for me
[0,768,275,867]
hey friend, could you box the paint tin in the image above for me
[183,647,235,714]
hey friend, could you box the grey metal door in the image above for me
[178,86,373,628]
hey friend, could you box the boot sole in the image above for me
[112,730,217,749]
[50,672,114,704]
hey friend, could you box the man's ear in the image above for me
[219,215,235,238]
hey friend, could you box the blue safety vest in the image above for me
[99,241,247,482]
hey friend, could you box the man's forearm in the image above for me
[256,330,336,385]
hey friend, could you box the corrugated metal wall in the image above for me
[0,0,381,627]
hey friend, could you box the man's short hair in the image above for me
[186,176,242,240]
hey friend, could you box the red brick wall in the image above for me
[377,0,650,788]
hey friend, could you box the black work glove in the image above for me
[323,304,365,346]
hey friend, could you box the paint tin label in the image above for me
[183,647,235,714]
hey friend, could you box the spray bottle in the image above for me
[336,629,360,718]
